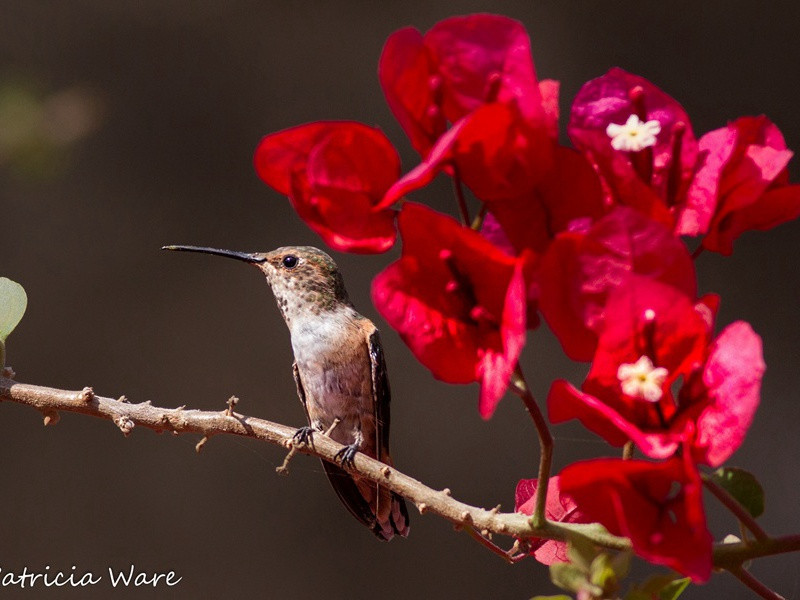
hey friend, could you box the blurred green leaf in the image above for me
[551,562,591,594]
[589,553,617,589]
[567,531,598,572]
[658,578,691,600]
[0,277,27,341]
[712,467,765,518]
[532,596,572,600]
[0,277,27,367]
[611,550,632,581]
[627,574,691,600]
[640,574,679,594]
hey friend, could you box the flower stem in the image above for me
[511,367,553,530]
[702,473,769,541]
[729,566,785,600]
[471,204,488,231]
[451,164,471,226]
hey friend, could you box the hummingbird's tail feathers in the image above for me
[320,459,410,541]
[389,492,410,538]
[321,460,391,540]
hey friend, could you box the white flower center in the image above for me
[617,355,668,403]
[606,114,661,152]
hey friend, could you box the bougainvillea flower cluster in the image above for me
[253,12,794,584]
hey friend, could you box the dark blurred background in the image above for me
[1,1,799,598]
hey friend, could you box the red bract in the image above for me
[514,475,588,565]
[481,146,606,254]
[378,27,446,157]
[568,68,699,229]
[559,453,712,582]
[254,122,399,254]
[381,107,604,255]
[681,116,800,254]
[549,278,764,465]
[686,321,765,466]
[539,206,697,361]
[371,203,530,418]
[381,97,555,208]
[379,14,553,157]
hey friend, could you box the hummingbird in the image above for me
[163,244,409,541]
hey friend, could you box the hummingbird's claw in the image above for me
[292,426,315,447]
[334,443,359,468]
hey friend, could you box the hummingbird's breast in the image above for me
[289,308,377,456]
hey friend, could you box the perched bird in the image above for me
[163,244,409,540]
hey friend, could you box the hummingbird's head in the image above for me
[258,246,352,322]
[163,244,352,325]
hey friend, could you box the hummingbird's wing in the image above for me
[367,329,391,462]
[367,328,410,539]
[292,361,307,413]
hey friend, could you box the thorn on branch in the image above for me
[118,395,129,403]
[490,504,501,515]
[195,435,210,453]
[323,418,340,437]
[42,410,60,427]
[2,366,16,379]
[275,445,299,476]
[225,396,239,417]
[114,415,135,436]
[78,387,95,403]
[441,487,451,496]
[417,502,428,514]
[381,466,392,478]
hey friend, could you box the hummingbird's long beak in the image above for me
[162,245,266,264]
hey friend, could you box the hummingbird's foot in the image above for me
[334,443,359,469]
[277,425,320,476]
[292,426,316,447]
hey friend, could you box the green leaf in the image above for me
[712,467,765,518]
[640,574,680,594]
[589,553,617,589]
[0,277,27,367]
[630,574,692,600]
[611,550,632,581]
[658,578,691,600]
[0,277,27,342]
[550,562,590,594]
[567,531,598,572]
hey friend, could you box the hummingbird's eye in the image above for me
[282,255,299,270]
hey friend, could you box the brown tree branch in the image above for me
[4,375,799,573]
[0,376,627,547]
